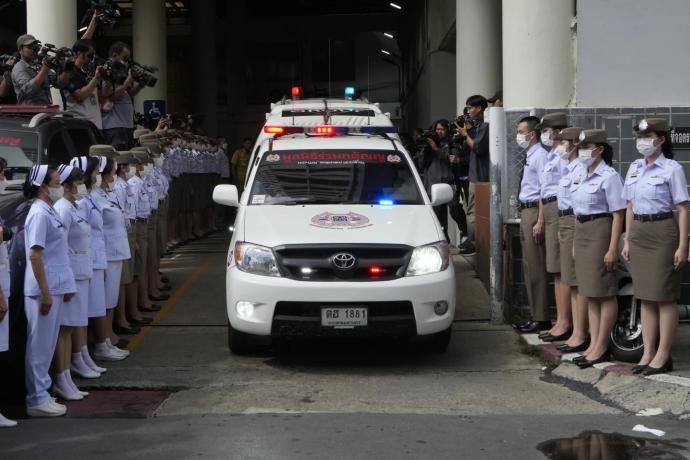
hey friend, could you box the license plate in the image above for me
[321,307,368,328]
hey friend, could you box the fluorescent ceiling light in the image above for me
[389,2,402,10]
[384,32,394,39]
[381,49,391,55]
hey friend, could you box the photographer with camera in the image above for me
[100,42,143,149]
[453,95,490,255]
[62,40,103,129]
[415,119,465,243]
[0,54,17,103]
[11,34,70,105]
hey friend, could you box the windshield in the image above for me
[249,149,423,205]
[0,131,38,186]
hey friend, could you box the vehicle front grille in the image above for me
[273,244,413,281]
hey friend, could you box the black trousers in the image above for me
[433,180,467,242]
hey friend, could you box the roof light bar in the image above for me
[263,125,399,137]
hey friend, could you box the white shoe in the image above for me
[65,371,89,397]
[48,399,67,412]
[53,383,83,401]
[0,412,17,427]
[106,338,130,357]
[93,342,127,361]
[80,347,107,373]
[27,399,66,417]
[71,364,101,379]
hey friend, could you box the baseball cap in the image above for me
[17,34,39,49]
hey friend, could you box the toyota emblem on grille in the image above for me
[331,252,357,270]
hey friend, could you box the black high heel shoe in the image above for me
[641,358,673,376]
[572,355,589,363]
[631,364,648,374]
[542,328,573,343]
[557,340,590,354]
[576,352,611,369]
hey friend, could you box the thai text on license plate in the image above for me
[321,307,368,328]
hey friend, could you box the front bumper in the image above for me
[225,265,456,337]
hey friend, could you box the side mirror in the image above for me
[213,184,239,207]
[430,183,453,206]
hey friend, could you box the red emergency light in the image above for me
[314,126,336,136]
[291,86,303,99]
[263,126,303,136]
[369,266,384,275]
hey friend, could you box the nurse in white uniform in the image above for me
[55,165,105,389]
[72,157,128,362]
[92,157,132,345]
[23,165,76,417]
[50,165,88,401]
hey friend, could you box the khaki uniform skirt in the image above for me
[120,230,136,285]
[543,201,561,273]
[558,214,577,287]
[574,216,616,298]
[628,218,680,302]
[135,219,148,278]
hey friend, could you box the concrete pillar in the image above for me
[455,0,502,113]
[225,0,247,143]
[26,0,77,108]
[192,0,218,136]
[502,0,574,108]
[133,0,167,113]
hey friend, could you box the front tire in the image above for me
[427,326,452,352]
[227,321,257,355]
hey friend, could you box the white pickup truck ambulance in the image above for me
[213,90,456,354]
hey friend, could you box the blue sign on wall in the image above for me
[143,100,165,120]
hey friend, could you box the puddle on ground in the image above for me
[537,431,689,459]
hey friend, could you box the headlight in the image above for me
[233,242,281,277]
[405,242,450,276]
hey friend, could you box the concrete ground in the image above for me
[1,233,688,459]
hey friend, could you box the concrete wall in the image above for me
[577,0,690,107]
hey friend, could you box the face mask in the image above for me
[636,138,657,157]
[541,131,553,147]
[95,175,102,188]
[578,148,596,167]
[516,133,530,149]
[48,185,64,202]
[126,166,136,180]
[0,179,6,194]
[75,184,88,199]
[555,144,570,160]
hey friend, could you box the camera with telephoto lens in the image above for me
[0,54,18,73]
[81,0,122,29]
[128,60,158,87]
[415,129,439,151]
[37,44,75,72]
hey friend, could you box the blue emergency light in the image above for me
[378,199,395,206]
[344,86,356,99]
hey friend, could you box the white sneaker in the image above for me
[0,412,17,427]
[80,347,107,373]
[53,383,83,401]
[71,363,101,379]
[27,399,66,417]
[48,399,67,413]
[93,342,127,361]
[66,371,89,397]
[106,338,130,357]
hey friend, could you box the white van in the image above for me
[214,124,456,354]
